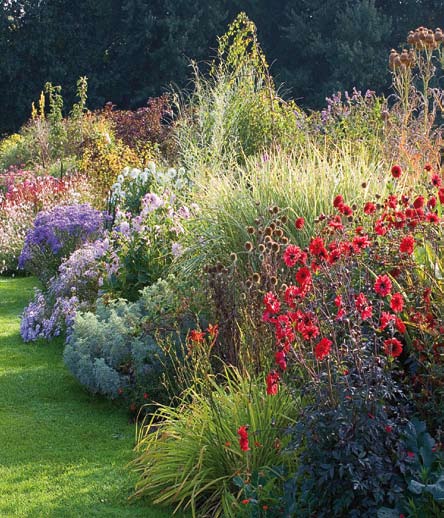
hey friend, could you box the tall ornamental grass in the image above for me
[132,368,298,518]
[179,139,404,275]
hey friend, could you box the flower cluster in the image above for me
[19,203,104,285]
[261,165,444,401]
[20,239,108,342]
[0,169,93,273]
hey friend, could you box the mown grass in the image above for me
[0,276,185,518]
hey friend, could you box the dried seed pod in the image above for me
[272,206,279,214]
[216,262,224,272]
[274,228,283,238]
[270,276,278,285]
[230,252,237,262]
[435,28,443,42]
[264,226,273,236]
[400,49,410,65]
[245,279,252,289]
[281,236,289,245]
[258,243,266,253]
[407,31,415,45]
[264,235,272,244]
[252,272,261,283]
[280,215,288,224]
[245,241,253,251]
[246,226,255,234]
[271,242,280,253]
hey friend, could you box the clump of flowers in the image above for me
[103,190,198,300]
[20,239,108,342]
[256,165,444,515]
[19,203,105,285]
[0,169,93,273]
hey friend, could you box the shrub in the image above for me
[101,95,176,161]
[63,275,196,408]
[132,368,298,518]
[19,203,104,285]
[20,239,108,342]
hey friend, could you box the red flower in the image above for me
[299,323,320,341]
[283,244,304,267]
[427,213,440,223]
[314,337,332,360]
[427,196,437,209]
[333,194,344,208]
[328,215,344,231]
[364,202,376,215]
[264,292,280,314]
[390,293,404,313]
[275,350,287,371]
[407,451,415,458]
[385,425,393,433]
[413,196,425,209]
[266,371,280,395]
[379,311,395,331]
[284,285,300,307]
[395,317,406,334]
[189,329,205,343]
[374,274,392,297]
[237,426,250,451]
[424,163,433,172]
[352,234,371,252]
[309,237,327,257]
[241,499,250,505]
[295,217,305,229]
[207,323,219,339]
[399,235,415,255]
[431,173,442,187]
[355,292,373,320]
[339,204,353,216]
[391,164,402,178]
[143,392,149,399]
[384,338,403,358]
[439,188,444,204]
[295,266,311,286]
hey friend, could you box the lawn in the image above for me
[0,276,183,518]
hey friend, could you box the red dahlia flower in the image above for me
[391,165,402,178]
[384,338,403,358]
[431,173,442,188]
[283,244,304,267]
[333,195,344,208]
[364,202,376,214]
[295,266,311,286]
[295,217,305,229]
[390,293,404,313]
[374,274,392,297]
[314,337,332,360]
[399,235,415,254]
[264,292,280,313]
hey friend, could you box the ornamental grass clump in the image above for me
[132,367,297,518]
[255,164,444,516]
